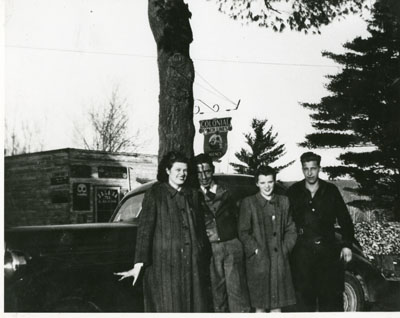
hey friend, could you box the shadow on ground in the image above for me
[282,281,400,312]
[370,281,400,311]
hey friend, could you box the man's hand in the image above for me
[114,263,143,286]
[340,247,352,263]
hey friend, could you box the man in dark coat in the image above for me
[286,152,355,312]
[193,153,250,312]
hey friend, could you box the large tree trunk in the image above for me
[148,0,195,162]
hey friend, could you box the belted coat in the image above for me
[238,193,297,309]
[134,182,210,312]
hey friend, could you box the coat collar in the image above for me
[199,181,228,199]
[256,192,276,206]
[300,178,328,197]
[215,182,229,198]
[198,181,229,216]
[164,182,190,198]
[200,181,217,194]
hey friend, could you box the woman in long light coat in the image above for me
[115,151,210,312]
[238,166,297,312]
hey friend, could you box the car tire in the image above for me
[344,272,365,311]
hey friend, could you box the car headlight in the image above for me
[4,249,28,279]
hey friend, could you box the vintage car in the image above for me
[4,174,393,312]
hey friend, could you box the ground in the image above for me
[370,281,400,311]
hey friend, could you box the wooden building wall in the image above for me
[4,148,157,226]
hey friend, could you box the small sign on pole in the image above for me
[199,117,232,161]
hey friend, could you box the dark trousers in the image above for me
[291,240,344,312]
[209,238,250,312]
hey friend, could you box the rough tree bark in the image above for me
[148,0,195,162]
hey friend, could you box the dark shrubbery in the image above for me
[355,222,400,257]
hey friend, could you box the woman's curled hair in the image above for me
[157,151,189,182]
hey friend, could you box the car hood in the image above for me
[5,222,137,269]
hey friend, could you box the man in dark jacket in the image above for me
[286,152,355,312]
[193,153,250,312]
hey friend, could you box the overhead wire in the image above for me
[168,65,234,103]
[6,44,339,110]
[6,44,340,68]
[195,57,339,68]
[195,71,238,106]
[194,81,230,101]
[6,44,155,59]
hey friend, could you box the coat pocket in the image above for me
[247,250,268,275]
[247,250,258,259]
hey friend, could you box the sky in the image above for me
[4,0,371,180]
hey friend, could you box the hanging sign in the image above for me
[199,117,232,160]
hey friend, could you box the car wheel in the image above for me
[344,272,365,311]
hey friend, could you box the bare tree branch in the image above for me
[80,87,140,153]
[4,119,44,156]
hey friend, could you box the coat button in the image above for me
[274,248,278,252]
[312,208,316,212]
[273,232,277,236]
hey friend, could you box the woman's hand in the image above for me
[340,247,352,263]
[114,263,143,286]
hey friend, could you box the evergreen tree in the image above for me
[231,118,294,175]
[147,0,371,162]
[301,0,400,219]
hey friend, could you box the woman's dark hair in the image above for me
[254,165,277,183]
[157,151,189,182]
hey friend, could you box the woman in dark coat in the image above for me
[238,166,297,312]
[115,151,210,312]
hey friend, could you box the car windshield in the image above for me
[112,192,144,222]
[111,175,259,223]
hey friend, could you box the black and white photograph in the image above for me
[3,0,400,314]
